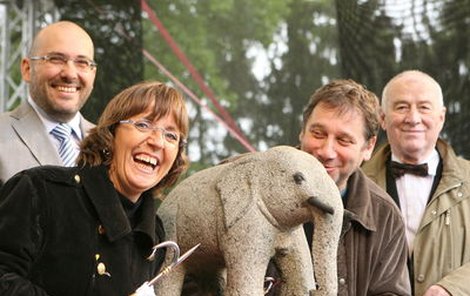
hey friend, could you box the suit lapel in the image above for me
[11,102,62,165]
[79,114,95,138]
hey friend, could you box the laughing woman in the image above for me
[0,81,189,296]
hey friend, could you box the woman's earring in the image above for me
[102,148,110,158]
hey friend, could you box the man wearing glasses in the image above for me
[0,21,96,185]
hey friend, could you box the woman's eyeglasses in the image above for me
[119,119,186,147]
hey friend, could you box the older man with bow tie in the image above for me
[362,70,470,296]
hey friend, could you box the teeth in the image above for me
[56,86,77,93]
[135,155,158,166]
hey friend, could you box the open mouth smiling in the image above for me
[134,154,158,170]
[54,84,81,93]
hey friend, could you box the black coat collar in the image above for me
[77,165,157,245]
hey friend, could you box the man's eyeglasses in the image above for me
[29,53,97,72]
[119,119,186,147]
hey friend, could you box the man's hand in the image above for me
[422,285,450,296]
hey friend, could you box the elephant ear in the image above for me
[216,153,259,231]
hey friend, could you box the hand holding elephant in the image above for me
[156,146,344,295]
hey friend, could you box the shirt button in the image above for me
[74,174,81,183]
[339,278,346,285]
[417,274,425,282]
[458,192,463,198]
[97,262,111,277]
[431,210,437,215]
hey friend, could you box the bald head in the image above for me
[22,21,96,122]
[381,70,443,109]
[29,21,94,58]
[379,70,446,164]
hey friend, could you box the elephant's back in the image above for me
[160,164,228,215]
[157,164,227,251]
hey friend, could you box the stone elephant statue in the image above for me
[156,146,343,296]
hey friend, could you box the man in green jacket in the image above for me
[362,70,470,296]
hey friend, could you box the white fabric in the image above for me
[392,149,439,257]
[27,96,83,143]
[134,282,156,296]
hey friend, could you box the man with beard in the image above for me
[0,21,96,185]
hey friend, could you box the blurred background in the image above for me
[1,0,469,175]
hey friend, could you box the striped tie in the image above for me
[51,123,79,167]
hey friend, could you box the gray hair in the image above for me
[381,70,444,108]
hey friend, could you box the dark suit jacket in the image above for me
[0,101,94,184]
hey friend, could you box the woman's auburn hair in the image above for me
[77,80,189,193]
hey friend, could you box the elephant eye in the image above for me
[293,172,305,185]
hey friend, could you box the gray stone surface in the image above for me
[156,146,343,296]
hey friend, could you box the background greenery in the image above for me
[52,0,470,173]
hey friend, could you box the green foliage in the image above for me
[143,0,295,169]
[55,0,144,123]
[260,0,340,147]
[336,0,470,155]
[47,0,470,170]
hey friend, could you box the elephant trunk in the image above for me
[310,203,343,296]
[307,196,335,215]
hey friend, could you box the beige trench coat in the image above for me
[362,139,470,296]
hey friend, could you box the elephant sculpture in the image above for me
[156,146,343,296]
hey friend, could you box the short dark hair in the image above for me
[301,79,380,141]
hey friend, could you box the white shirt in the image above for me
[392,149,440,257]
[28,97,82,154]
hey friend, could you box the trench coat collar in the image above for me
[365,139,464,202]
[78,165,157,245]
[344,169,377,232]
[432,140,465,193]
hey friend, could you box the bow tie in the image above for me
[390,161,429,178]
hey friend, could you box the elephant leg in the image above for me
[274,227,315,295]
[224,252,269,296]
[222,226,272,296]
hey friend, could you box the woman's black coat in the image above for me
[0,164,165,296]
